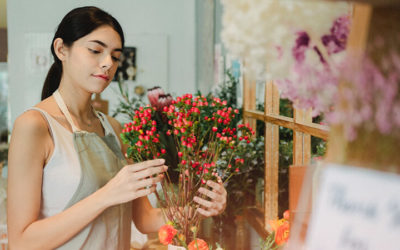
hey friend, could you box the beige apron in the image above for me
[53,90,131,250]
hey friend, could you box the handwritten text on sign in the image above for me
[306,164,400,250]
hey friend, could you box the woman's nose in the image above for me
[100,54,113,71]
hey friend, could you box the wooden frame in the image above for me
[242,78,329,233]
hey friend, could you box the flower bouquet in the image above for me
[120,87,254,248]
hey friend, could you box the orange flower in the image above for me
[269,218,286,232]
[158,224,177,245]
[275,220,289,246]
[283,210,290,220]
[188,238,209,250]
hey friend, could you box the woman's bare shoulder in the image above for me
[13,109,50,138]
[9,109,52,167]
[13,97,59,135]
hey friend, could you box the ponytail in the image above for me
[41,61,62,100]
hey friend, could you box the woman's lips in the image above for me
[93,74,110,81]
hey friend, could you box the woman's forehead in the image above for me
[79,26,122,49]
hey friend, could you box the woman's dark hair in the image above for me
[41,6,124,100]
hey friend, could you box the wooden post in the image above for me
[242,75,257,133]
[293,109,312,166]
[264,81,280,227]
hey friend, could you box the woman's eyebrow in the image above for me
[88,40,123,52]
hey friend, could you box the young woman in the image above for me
[7,6,227,249]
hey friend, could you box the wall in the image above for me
[7,0,196,125]
[195,0,214,95]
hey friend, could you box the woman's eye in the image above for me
[88,48,100,54]
[112,56,120,62]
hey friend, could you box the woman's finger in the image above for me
[206,181,226,196]
[128,159,165,172]
[196,207,216,217]
[135,174,164,188]
[197,187,219,201]
[205,181,222,193]
[133,165,167,180]
[193,196,214,209]
[134,186,156,199]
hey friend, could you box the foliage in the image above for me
[211,70,241,112]
[111,80,146,119]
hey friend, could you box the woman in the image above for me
[7,6,226,249]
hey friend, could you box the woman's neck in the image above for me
[57,84,96,122]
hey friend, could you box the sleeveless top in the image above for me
[28,90,131,249]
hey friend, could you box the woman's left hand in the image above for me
[193,180,227,217]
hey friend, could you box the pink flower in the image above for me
[148,87,173,112]
[147,86,165,107]
[157,94,173,110]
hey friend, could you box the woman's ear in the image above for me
[53,38,68,61]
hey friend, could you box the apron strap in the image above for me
[93,110,111,135]
[53,90,80,132]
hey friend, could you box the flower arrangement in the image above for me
[221,0,350,80]
[120,87,254,247]
[261,210,290,250]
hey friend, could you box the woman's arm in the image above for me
[107,116,166,233]
[7,112,166,250]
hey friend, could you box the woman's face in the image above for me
[61,25,122,94]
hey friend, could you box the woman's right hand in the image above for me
[99,159,167,207]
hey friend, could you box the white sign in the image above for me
[306,164,400,250]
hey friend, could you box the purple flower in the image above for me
[331,16,350,44]
[292,31,310,63]
[321,15,350,54]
